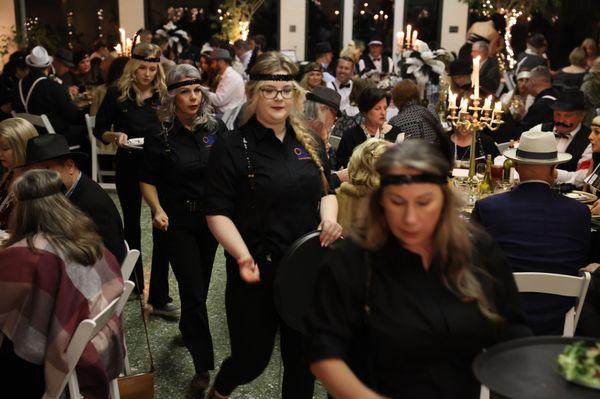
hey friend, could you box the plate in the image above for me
[564,191,597,204]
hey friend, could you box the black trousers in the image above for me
[115,149,169,300]
[164,200,218,373]
[0,337,45,398]
[213,257,315,398]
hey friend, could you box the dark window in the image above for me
[306,0,342,61]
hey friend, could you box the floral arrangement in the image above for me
[218,0,265,43]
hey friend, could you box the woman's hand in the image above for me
[237,255,260,283]
[152,209,169,231]
[318,219,342,247]
[102,131,128,147]
[591,200,600,215]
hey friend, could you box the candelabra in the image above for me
[447,92,504,178]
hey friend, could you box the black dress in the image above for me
[307,234,531,399]
[335,124,401,170]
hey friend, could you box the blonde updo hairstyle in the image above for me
[242,51,329,192]
[347,138,390,189]
[117,43,167,106]
[0,117,39,168]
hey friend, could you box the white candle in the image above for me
[460,97,469,113]
[114,43,122,55]
[126,38,133,55]
[473,55,480,99]
[483,95,492,110]
[119,28,126,55]
[448,89,457,108]
[494,101,502,111]
[396,31,405,50]
[411,30,418,49]
[406,25,412,47]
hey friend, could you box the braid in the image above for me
[289,114,329,193]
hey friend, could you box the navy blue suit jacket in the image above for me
[472,182,591,335]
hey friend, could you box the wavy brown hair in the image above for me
[117,43,167,106]
[355,141,502,323]
[3,170,104,265]
[242,51,329,192]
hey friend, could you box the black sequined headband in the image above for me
[132,54,160,63]
[249,74,295,81]
[167,79,203,91]
[381,173,447,186]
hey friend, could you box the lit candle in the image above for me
[472,55,480,99]
[114,43,122,55]
[411,30,418,49]
[396,31,405,50]
[494,101,502,112]
[460,97,469,113]
[483,95,492,110]
[119,28,126,55]
[406,24,412,46]
[448,89,457,109]
[126,38,133,55]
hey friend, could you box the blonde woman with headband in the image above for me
[94,43,170,302]
[204,51,342,399]
[0,117,38,229]
[140,64,226,395]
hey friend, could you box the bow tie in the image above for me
[372,57,381,62]
[339,83,351,89]
[555,133,571,139]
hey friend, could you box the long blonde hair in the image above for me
[243,51,329,192]
[3,170,104,265]
[0,118,39,168]
[357,141,502,323]
[117,43,167,106]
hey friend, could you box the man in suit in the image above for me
[23,135,126,264]
[517,66,558,133]
[471,40,500,94]
[515,34,549,76]
[472,130,591,335]
[357,39,394,76]
[533,89,592,188]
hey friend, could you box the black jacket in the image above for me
[479,58,500,94]
[517,87,558,134]
[11,70,84,137]
[69,173,126,263]
[541,122,591,172]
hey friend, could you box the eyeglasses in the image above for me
[259,86,295,99]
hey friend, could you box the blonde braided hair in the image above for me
[242,51,329,193]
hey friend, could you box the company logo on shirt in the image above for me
[293,146,311,160]
[203,134,216,147]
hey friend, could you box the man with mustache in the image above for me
[533,89,592,187]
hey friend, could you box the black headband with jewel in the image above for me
[380,173,447,186]
[167,78,203,91]
[132,53,160,63]
[249,73,295,81]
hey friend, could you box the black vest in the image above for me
[360,55,390,76]
[542,122,590,172]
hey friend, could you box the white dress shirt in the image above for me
[357,54,394,75]
[327,79,353,112]
[238,50,252,70]
[206,66,246,113]
[533,123,593,186]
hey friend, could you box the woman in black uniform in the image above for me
[94,43,172,311]
[204,52,342,399]
[140,64,225,393]
[308,141,531,399]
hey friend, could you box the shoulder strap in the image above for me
[541,95,556,101]
[19,76,47,113]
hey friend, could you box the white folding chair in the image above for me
[513,272,591,337]
[121,249,141,282]
[85,114,116,191]
[52,281,134,399]
[12,111,56,134]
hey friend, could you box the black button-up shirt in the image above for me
[94,85,161,143]
[140,117,226,201]
[205,116,332,261]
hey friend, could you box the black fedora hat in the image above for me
[306,86,342,117]
[315,42,333,56]
[55,48,75,68]
[550,89,585,111]
[24,135,87,166]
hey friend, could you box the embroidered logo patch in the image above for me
[203,134,216,147]
[293,146,311,160]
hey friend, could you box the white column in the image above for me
[393,0,405,41]
[0,0,17,67]
[440,0,469,54]
[342,0,353,46]
[279,0,306,60]
[118,0,145,36]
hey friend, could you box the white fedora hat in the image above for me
[25,46,53,68]
[503,130,572,165]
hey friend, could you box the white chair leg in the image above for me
[68,373,84,399]
[480,385,490,399]
[123,336,132,375]
[563,308,575,337]
[110,378,121,399]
